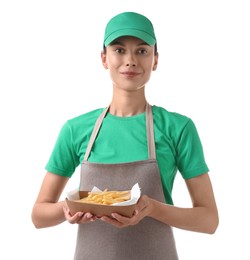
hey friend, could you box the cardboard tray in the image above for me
[65,191,136,217]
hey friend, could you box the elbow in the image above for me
[206,224,218,235]
[31,213,42,229]
[33,223,42,229]
[32,221,43,229]
[209,216,219,234]
[206,212,219,234]
[31,208,45,229]
[194,208,219,234]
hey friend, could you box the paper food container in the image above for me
[65,183,141,217]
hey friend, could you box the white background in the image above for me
[0,0,249,259]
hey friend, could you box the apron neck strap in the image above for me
[146,103,156,160]
[84,103,156,161]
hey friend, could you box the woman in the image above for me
[32,12,219,259]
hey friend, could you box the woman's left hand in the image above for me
[100,195,152,228]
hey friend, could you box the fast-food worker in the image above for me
[31,12,219,260]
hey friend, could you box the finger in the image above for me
[100,215,125,228]
[111,213,130,224]
[69,212,84,224]
[112,213,142,227]
[78,212,96,223]
[63,206,74,219]
[134,196,149,215]
[78,212,99,224]
[112,211,145,226]
[135,200,147,213]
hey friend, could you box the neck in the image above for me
[109,88,147,117]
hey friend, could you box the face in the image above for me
[101,36,158,92]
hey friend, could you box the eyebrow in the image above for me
[109,40,149,47]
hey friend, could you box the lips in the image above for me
[120,71,141,77]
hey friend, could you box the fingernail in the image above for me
[86,213,93,218]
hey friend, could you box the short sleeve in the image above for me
[45,121,80,177]
[176,119,209,179]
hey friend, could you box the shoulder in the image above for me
[152,105,200,144]
[66,108,105,128]
[57,108,105,137]
[152,105,191,129]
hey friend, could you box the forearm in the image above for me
[148,198,219,234]
[32,200,66,229]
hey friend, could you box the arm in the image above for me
[32,172,97,228]
[149,173,219,234]
[101,173,219,234]
[31,172,69,228]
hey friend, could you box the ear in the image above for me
[101,51,108,69]
[152,53,159,71]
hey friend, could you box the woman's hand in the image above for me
[99,195,153,228]
[63,207,97,224]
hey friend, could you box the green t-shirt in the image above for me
[46,105,209,204]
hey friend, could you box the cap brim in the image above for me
[104,28,156,47]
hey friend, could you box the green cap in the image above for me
[104,12,156,47]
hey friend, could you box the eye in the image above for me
[115,48,125,54]
[138,49,148,55]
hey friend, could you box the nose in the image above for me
[126,53,136,67]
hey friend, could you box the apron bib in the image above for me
[74,104,178,260]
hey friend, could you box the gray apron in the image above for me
[74,104,178,260]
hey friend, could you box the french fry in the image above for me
[76,189,131,205]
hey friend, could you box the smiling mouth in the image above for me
[120,72,141,77]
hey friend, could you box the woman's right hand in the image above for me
[63,207,97,224]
